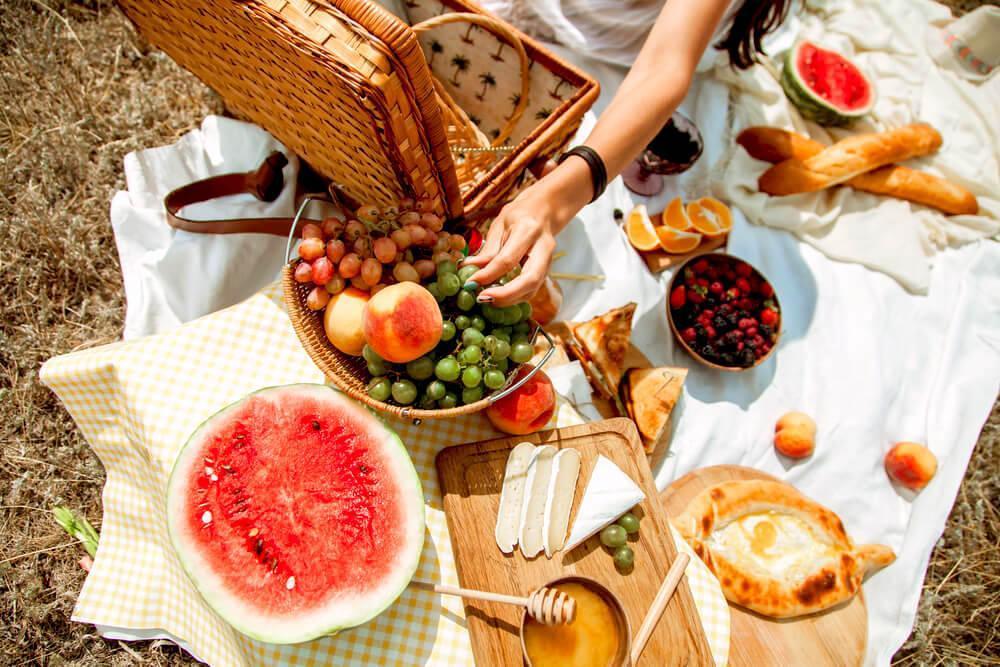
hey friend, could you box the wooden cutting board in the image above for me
[436,419,713,666]
[660,465,868,667]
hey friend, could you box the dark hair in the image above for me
[716,0,791,70]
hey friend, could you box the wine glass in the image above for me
[622,111,704,197]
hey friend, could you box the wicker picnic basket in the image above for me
[118,0,595,419]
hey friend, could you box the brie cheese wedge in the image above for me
[518,445,557,558]
[494,442,536,554]
[542,449,582,558]
[564,455,645,552]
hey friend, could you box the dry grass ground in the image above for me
[1,1,996,665]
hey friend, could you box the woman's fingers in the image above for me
[478,235,554,306]
[460,214,506,269]
[466,220,536,290]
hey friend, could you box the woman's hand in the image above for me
[462,156,592,306]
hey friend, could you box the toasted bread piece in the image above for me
[620,366,687,452]
[568,303,637,398]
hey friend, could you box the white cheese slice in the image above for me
[564,454,645,552]
[518,445,557,558]
[542,448,582,558]
[494,442,536,554]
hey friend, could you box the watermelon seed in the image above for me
[286,576,296,590]
[249,527,259,537]
[201,511,212,524]
[311,420,321,430]
[271,559,279,572]
[236,433,245,439]
[360,465,369,474]
[255,539,263,555]
[222,464,234,474]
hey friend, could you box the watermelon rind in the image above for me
[780,40,875,127]
[166,383,425,645]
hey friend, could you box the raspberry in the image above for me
[735,277,751,294]
[736,341,745,351]
[681,327,697,343]
[746,326,758,337]
[696,277,709,287]
[735,262,753,278]
[724,270,737,282]
[669,285,686,309]
[759,282,774,298]
[706,268,720,280]
[738,318,756,330]
[692,259,710,274]
[704,325,718,340]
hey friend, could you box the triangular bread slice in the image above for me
[620,366,687,453]
[568,303,637,399]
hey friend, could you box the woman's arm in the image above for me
[463,0,732,306]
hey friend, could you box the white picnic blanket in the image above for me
[104,2,1000,666]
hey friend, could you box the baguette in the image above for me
[758,123,942,194]
[741,127,977,215]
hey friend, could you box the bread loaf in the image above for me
[758,123,942,194]
[740,127,978,215]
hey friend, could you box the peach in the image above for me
[485,364,556,435]
[361,282,442,363]
[774,411,816,459]
[885,442,937,491]
[323,287,370,356]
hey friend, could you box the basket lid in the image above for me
[118,0,462,217]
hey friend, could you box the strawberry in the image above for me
[669,285,686,309]
[735,262,752,278]
[725,287,741,301]
[681,327,697,343]
[759,282,774,298]
[707,267,720,280]
[688,287,706,304]
[760,308,779,327]
[735,277,751,294]
[708,281,724,295]
[692,258,710,274]
[724,270,737,282]
[696,277,709,287]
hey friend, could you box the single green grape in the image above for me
[416,393,437,410]
[513,321,532,335]
[456,289,476,311]
[492,357,509,373]
[455,315,472,330]
[435,356,461,382]
[461,365,483,388]
[461,385,484,404]
[462,328,485,346]
[366,377,391,402]
[493,329,511,344]
[426,282,443,302]
[367,359,387,377]
[510,341,533,364]
[439,273,461,297]
[362,345,382,364]
[600,524,628,549]
[459,345,482,365]
[492,339,511,361]
[471,315,487,331]
[502,306,523,325]
[480,303,501,323]
[458,265,478,283]
[484,369,506,389]
[438,391,459,409]
[440,320,457,342]
[391,379,418,405]
[519,302,533,321]
[426,380,447,401]
[436,260,458,277]
[512,332,531,345]
[613,545,635,571]
[405,356,435,381]
[482,335,498,354]
[617,512,640,535]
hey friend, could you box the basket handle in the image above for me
[411,12,530,147]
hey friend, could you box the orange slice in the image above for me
[661,197,693,231]
[624,205,660,252]
[654,226,703,254]
[687,197,733,237]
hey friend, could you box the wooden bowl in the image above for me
[666,252,781,372]
[519,576,631,667]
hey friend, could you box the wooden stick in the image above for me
[549,272,605,282]
[416,580,529,607]
[630,553,690,665]
[412,581,575,624]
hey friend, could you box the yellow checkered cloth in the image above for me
[40,284,729,666]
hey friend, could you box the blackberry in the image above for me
[746,337,759,349]
[718,304,732,317]
[694,323,706,338]
[713,315,728,331]
[721,353,736,366]
[760,324,773,338]
[721,330,741,347]
[725,312,739,328]
[740,349,756,366]
[700,344,716,359]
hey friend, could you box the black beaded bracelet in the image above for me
[557,145,607,204]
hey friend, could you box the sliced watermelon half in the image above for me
[781,40,875,127]
[166,384,424,644]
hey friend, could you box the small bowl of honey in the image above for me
[520,576,631,667]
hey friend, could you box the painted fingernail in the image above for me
[463,281,479,291]
[477,294,494,303]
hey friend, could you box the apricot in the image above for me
[774,411,816,459]
[362,282,442,363]
[324,287,370,356]
[485,364,556,435]
[885,442,937,491]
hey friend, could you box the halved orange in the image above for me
[654,226,703,254]
[624,205,660,252]
[661,197,693,231]
[687,197,733,237]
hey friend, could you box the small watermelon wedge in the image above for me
[166,384,424,644]
[781,40,875,127]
